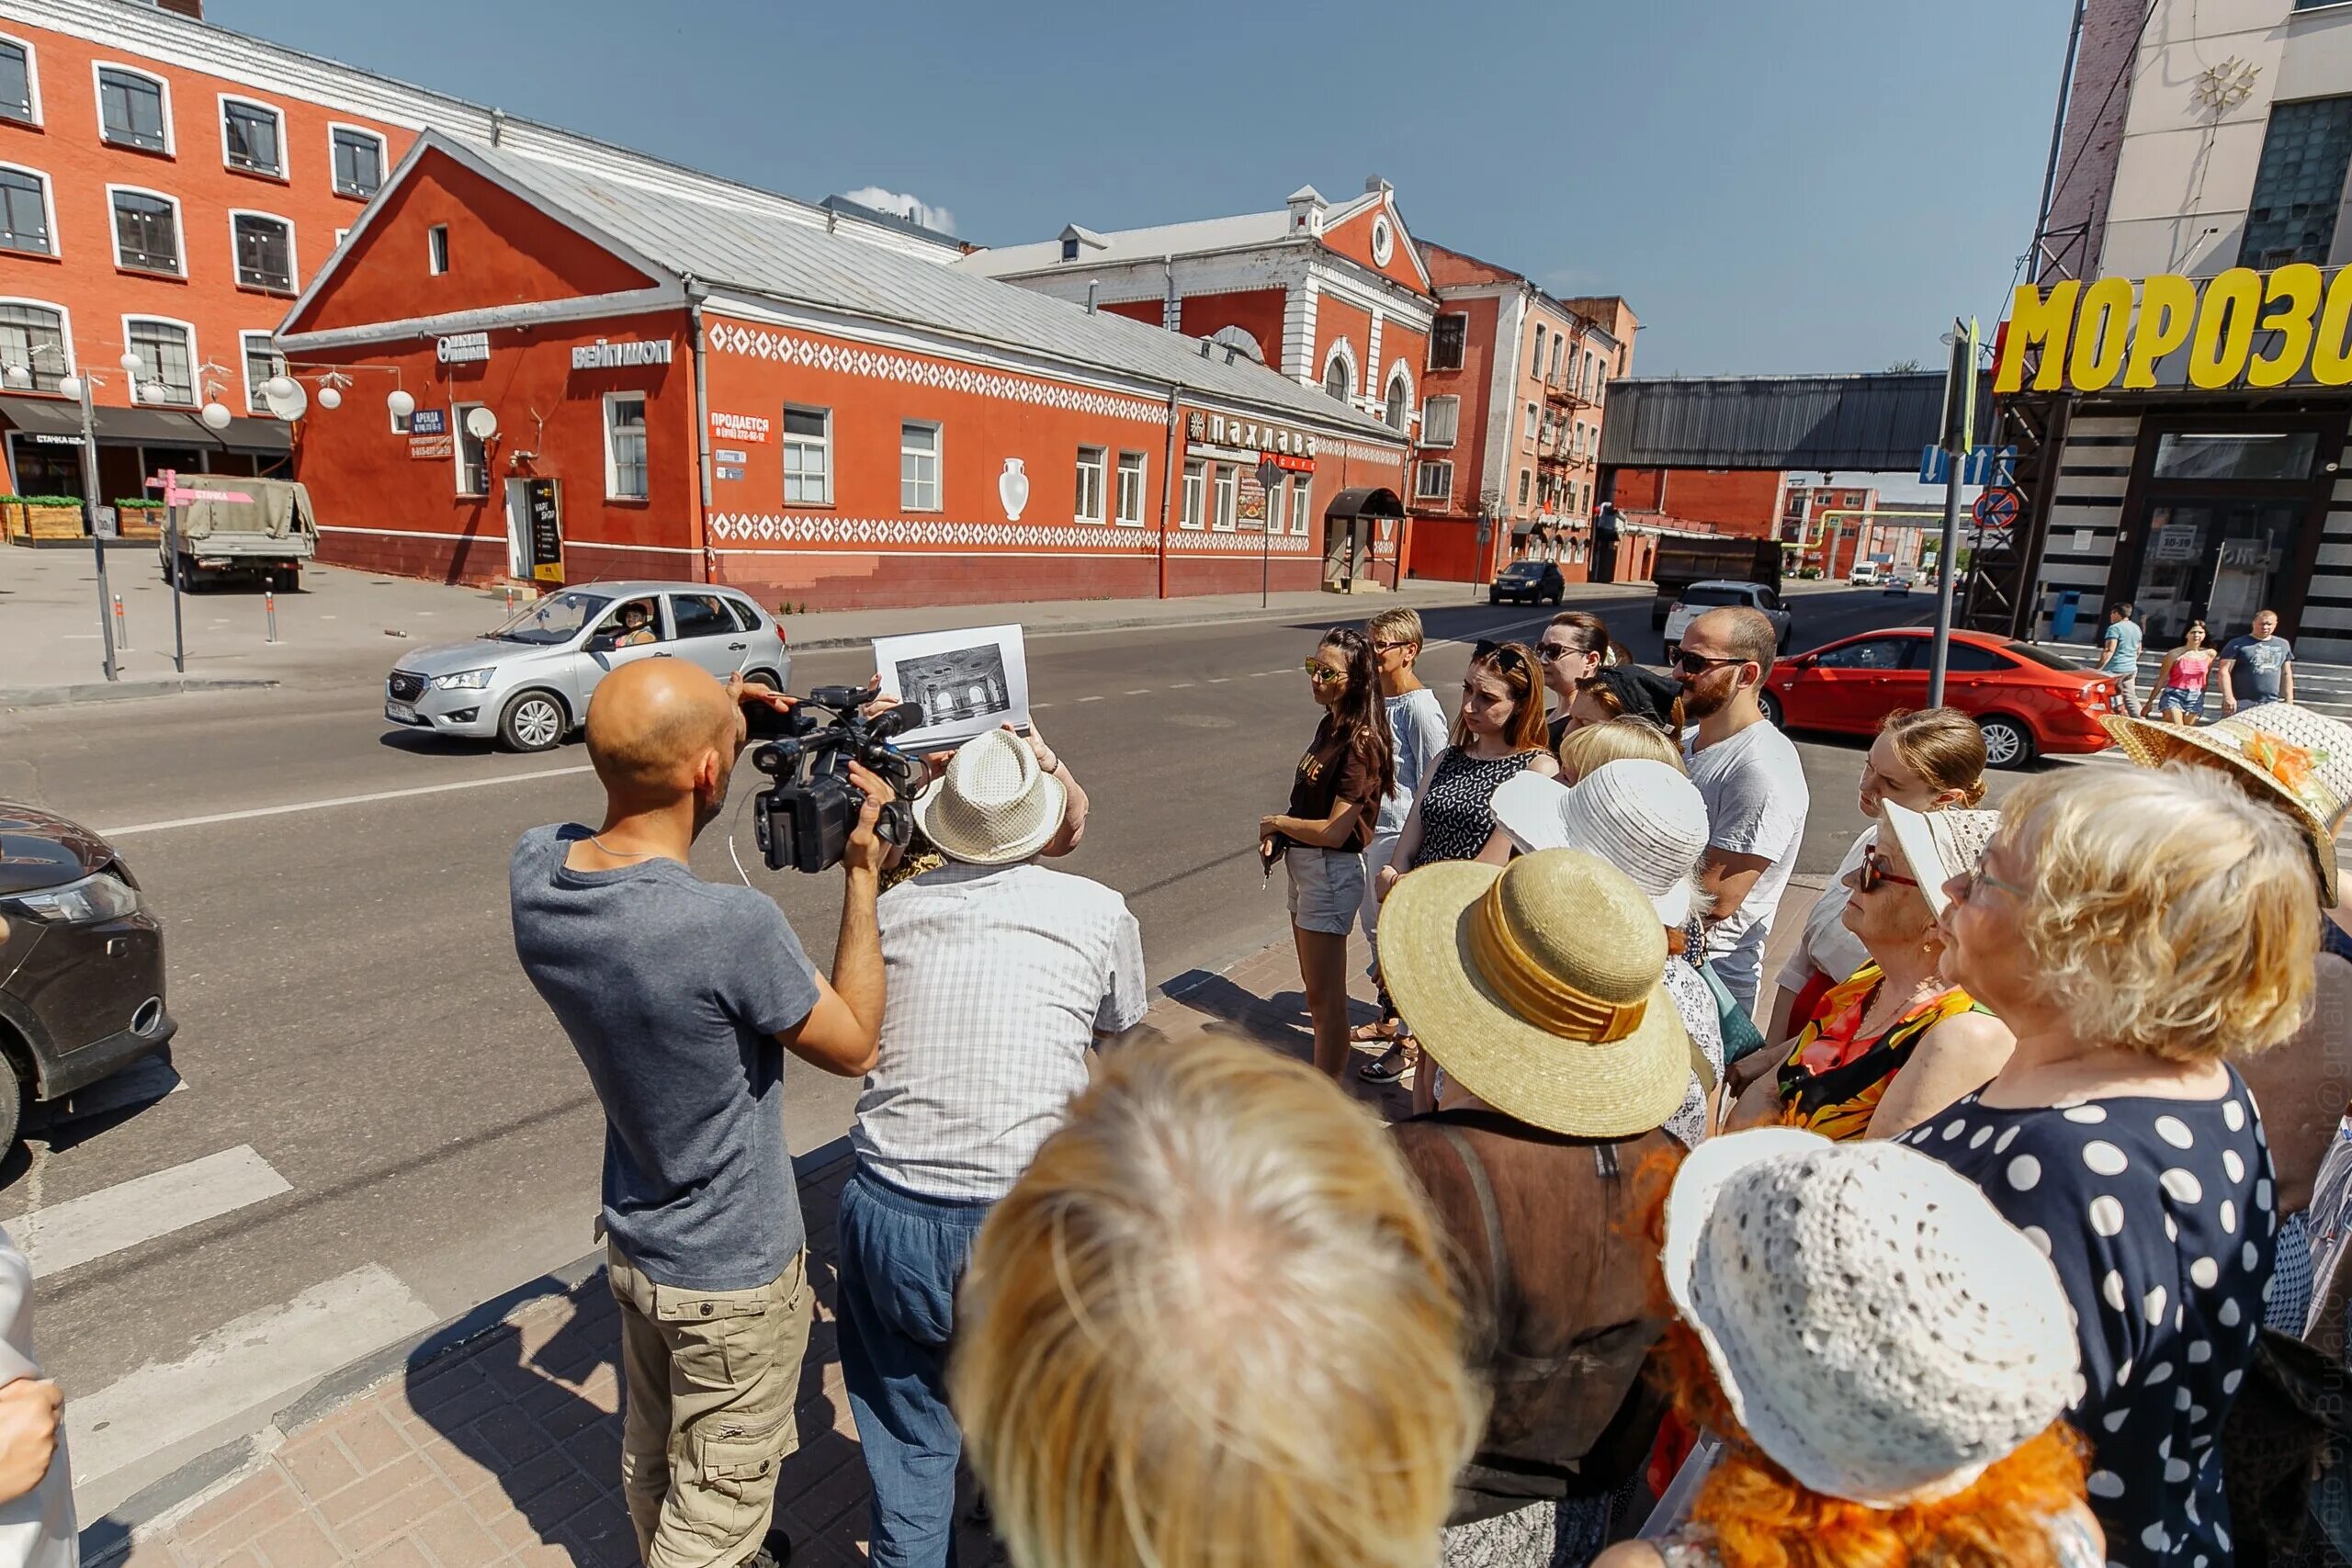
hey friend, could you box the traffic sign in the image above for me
[1972,486,2021,531]
[1919,445,2016,486]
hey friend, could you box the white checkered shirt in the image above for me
[853,861,1148,1201]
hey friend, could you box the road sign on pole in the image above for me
[1972,486,2021,531]
[1256,457,1282,609]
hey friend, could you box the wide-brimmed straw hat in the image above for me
[2103,702,2352,905]
[1663,1129,2077,1508]
[1877,804,2002,919]
[1490,761,1706,926]
[911,728,1067,866]
[1378,848,1691,1137]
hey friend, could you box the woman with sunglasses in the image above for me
[1367,641,1556,1086]
[1535,611,1630,749]
[1261,628,1396,1081]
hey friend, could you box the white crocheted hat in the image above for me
[1662,1129,2079,1507]
[912,728,1067,866]
[1489,761,1707,927]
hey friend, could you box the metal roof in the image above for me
[447,140,1405,442]
[955,190,1384,280]
[1596,373,1989,470]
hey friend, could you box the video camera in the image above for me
[747,686,924,873]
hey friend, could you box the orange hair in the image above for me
[1453,642,1552,752]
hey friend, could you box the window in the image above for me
[428,224,449,275]
[231,212,295,292]
[454,402,489,495]
[0,168,50,256]
[1939,643,2012,673]
[0,39,35,125]
[96,67,168,152]
[1550,335,1566,384]
[1213,466,1238,530]
[2152,430,2320,480]
[1420,395,1460,447]
[390,402,412,434]
[1060,236,1080,261]
[331,126,386,198]
[782,404,831,504]
[1815,637,1913,671]
[669,594,735,639]
[240,331,283,413]
[1291,476,1313,536]
[1075,445,1107,522]
[124,319,194,404]
[1114,450,1146,525]
[111,189,180,274]
[1324,355,1351,402]
[0,302,67,393]
[1524,402,1539,449]
[1385,374,1409,431]
[1416,459,1454,502]
[723,596,763,633]
[1430,313,1467,371]
[1518,469,1532,508]
[605,392,648,500]
[1181,458,1204,527]
[900,421,940,510]
[1533,325,1546,379]
[1261,474,1285,534]
[2242,96,2352,266]
[220,97,283,176]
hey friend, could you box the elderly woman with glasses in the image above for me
[1894,765,2313,1568]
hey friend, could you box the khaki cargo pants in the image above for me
[607,1246,814,1568]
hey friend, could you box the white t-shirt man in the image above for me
[1683,719,1811,1010]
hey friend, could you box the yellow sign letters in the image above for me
[1993,264,2352,394]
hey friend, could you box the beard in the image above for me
[1679,678,1730,720]
[691,768,732,840]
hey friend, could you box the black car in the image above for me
[0,803,175,1150]
[1490,560,1566,605]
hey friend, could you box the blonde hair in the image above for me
[1365,605,1426,650]
[950,1036,1483,1568]
[1881,707,1989,807]
[1997,766,2316,1061]
[1559,716,1686,783]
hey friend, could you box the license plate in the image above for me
[385,701,417,722]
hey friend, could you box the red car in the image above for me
[1760,627,2118,768]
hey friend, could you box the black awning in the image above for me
[213,415,292,454]
[1323,486,1404,522]
[0,396,215,446]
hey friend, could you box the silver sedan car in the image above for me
[384,581,792,751]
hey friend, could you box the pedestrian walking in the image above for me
[1672,608,1811,1015]
[1897,764,2312,1568]
[1557,665,1682,742]
[1379,847,1694,1565]
[1599,1131,2098,1568]
[2151,621,2215,726]
[835,728,1145,1568]
[951,1035,1483,1568]
[1763,707,1985,1048]
[1261,626,1394,1081]
[2098,601,2145,717]
[1555,716,1684,785]
[1369,640,1557,1086]
[1537,611,1627,750]
[509,660,890,1568]
[1357,607,1452,1051]
[2219,607,2296,713]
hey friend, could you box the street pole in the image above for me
[1928,458,1963,706]
[1928,315,1979,708]
[74,380,119,682]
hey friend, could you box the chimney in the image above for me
[1364,175,1393,198]
[154,0,202,17]
[1086,279,1099,314]
[1285,186,1327,238]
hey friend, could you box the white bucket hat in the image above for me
[1663,1128,2078,1508]
[911,728,1067,866]
[1877,804,2002,919]
[1490,761,1706,926]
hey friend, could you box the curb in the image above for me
[0,677,279,710]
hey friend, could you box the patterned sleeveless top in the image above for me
[1409,746,1547,868]
[1773,962,1988,1142]
[1656,1510,2102,1567]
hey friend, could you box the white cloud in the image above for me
[840,186,957,235]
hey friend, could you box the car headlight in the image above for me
[3,872,140,923]
[431,668,494,691]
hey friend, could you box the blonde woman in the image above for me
[1557,716,1685,784]
[1898,765,2313,1568]
[950,1035,1482,1568]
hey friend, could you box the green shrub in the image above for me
[0,495,85,507]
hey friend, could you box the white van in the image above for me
[1847,560,1882,586]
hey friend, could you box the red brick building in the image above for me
[277,134,1409,608]
[1611,468,1787,538]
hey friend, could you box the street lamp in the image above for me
[14,343,119,681]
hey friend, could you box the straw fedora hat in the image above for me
[1877,804,2001,919]
[2102,702,2352,905]
[1491,761,1707,926]
[1378,848,1692,1138]
[911,728,1067,866]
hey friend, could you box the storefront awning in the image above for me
[0,396,217,447]
[213,415,293,455]
[1323,486,1405,522]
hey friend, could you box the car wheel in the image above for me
[1759,690,1784,728]
[741,669,781,691]
[1548,589,1564,605]
[499,690,569,752]
[0,1055,22,1157]
[1489,591,1500,604]
[1978,715,2036,770]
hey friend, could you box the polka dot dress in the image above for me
[1900,1073,2277,1568]
[1409,747,1547,869]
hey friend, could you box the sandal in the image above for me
[1361,1042,1411,1084]
[1350,1019,1398,1045]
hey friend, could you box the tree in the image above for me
[1887,356,1925,373]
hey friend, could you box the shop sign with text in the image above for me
[435,332,490,365]
[571,339,674,370]
[1185,411,1319,458]
[1994,265,2352,395]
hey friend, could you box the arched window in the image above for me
[1385,374,1408,431]
[1324,355,1351,402]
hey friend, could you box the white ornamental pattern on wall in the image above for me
[707,513,1316,553]
[1336,440,1409,467]
[707,323,1170,426]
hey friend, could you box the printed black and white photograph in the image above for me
[871,624,1032,750]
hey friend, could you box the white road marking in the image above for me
[66,1264,437,1517]
[14,1145,289,1278]
[1208,677,1231,683]
[1170,682,1194,689]
[97,764,596,837]
[1078,694,1103,703]
[1030,702,1053,709]
[1125,689,1152,695]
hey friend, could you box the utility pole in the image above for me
[1928,317,1977,708]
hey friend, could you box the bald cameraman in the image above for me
[510,659,888,1568]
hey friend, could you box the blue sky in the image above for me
[217,0,2073,378]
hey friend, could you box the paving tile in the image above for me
[471,1506,544,1554]
[351,1540,432,1568]
[556,1417,620,1485]
[334,1411,416,1476]
[254,1512,345,1568]
[402,1367,504,1434]
[417,1437,503,1502]
[461,1406,551,1470]
[329,1469,452,1555]
[119,1540,190,1568]
[316,1454,438,1529]
[407,1505,505,1568]
[511,1544,582,1568]
[277,1437,364,1506]
[478,1447,582,1510]
[177,1472,300,1555]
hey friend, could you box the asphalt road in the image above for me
[0,581,2051,1516]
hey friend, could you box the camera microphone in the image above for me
[865,702,923,743]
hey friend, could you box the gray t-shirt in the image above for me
[510,824,820,1292]
[2222,633,2293,702]
[1376,686,1452,840]
[1682,718,1811,1005]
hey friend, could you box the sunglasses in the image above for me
[1856,850,1917,893]
[1472,639,1531,671]
[1536,641,1582,662]
[1952,862,2030,904]
[1673,649,1747,676]
[1303,660,1347,685]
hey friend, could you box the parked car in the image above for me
[1489,559,1566,605]
[1651,536,1783,628]
[384,581,791,752]
[1760,627,2117,768]
[0,803,176,1151]
[1661,580,1793,661]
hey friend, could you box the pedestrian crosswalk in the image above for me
[16,1145,287,1278]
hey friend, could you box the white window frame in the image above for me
[427,224,449,276]
[227,208,298,294]
[1321,339,1358,403]
[1384,371,1411,432]
[0,34,42,128]
[237,329,283,414]
[1532,325,1546,381]
[1114,450,1147,526]
[91,62,172,155]
[603,390,649,502]
[107,184,184,276]
[120,314,198,406]
[327,122,388,200]
[217,93,287,179]
[899,419,942,512]
[1415,459,1454,503]
[1212,465,1238,531]
[0,164,57,260]
[1291,475,1313,536]
[781,403,832,506]
[0,297,74,395]
[1181,458,1205,528]
[1420,394,1459,448]
[1075,444,1107,523]
[453,401,489,496]
[1518,468,1532,509]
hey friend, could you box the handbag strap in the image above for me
[1436,1124,1514,1312]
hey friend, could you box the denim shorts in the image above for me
[1286,845,1365,936]
[2154,685,2206,719]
